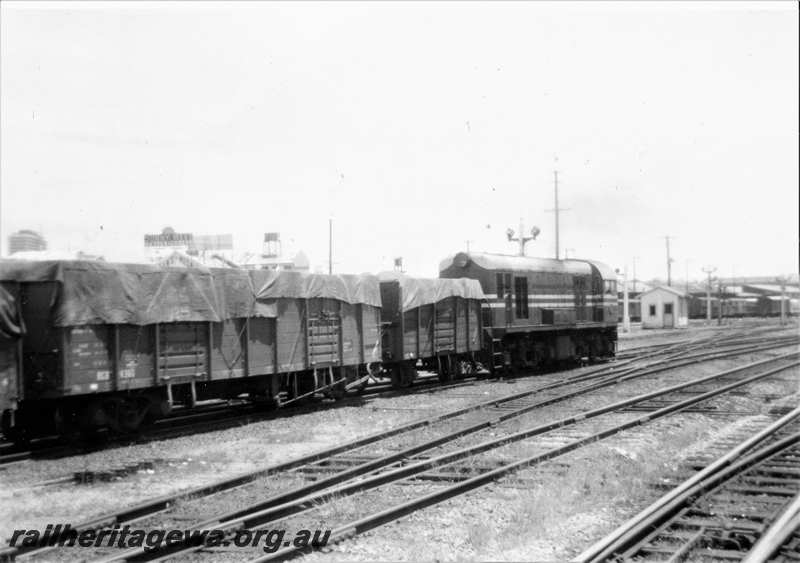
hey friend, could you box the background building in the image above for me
[143,227,235,264]
[8,229,47,255]
[641,286,689,329]
[238,232,310,271]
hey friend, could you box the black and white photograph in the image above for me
[0,1,798,561]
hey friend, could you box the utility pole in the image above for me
[664,236,674,286]
[684,259,690,294]
[554,171,560,260]
[465,240,474,253]
[632,256,638,293]
[702,266,717,322]
[622,265,630,333]
[545,171,570,260]
[328,218,333,275]
[717,278,724,326]
[777,276,788,325]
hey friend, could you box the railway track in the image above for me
[1,323,786,467]
[127,349,797,562]
[2,329,792,482]
[0,370,485,467]
[576,409,800,562]
[0,325,735,466]
[5,330,794,562]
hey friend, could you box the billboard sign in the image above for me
[144,232,193,247]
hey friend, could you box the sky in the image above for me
[1,1,798,281]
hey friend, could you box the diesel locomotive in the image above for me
[440,252,618,372]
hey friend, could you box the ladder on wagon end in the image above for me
[490,337,507,377]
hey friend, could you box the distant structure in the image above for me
[143,227,234,264]
[8,229,47,255]
[238,232,310,272]
[5,250,104,261]
[640,286,689,329]
[143,227,193,261]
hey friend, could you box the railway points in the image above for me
[3,326,796,562]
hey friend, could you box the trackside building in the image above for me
[640,286,689,329]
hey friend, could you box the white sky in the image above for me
[1,1,797,280]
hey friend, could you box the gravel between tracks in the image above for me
[1,319,796,557]
[0,374,564,543]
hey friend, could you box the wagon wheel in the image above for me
[455,358,475,379]
[389,365,405,389]
[1,415,29,446]
[401,363,417,387]
[453,357,466,380]
[437,356,452,384]
[326,368,349,401]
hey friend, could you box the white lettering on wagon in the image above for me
[96,370,110,381]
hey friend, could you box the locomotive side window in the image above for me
[496,273,505,298]
[514,276,529,319]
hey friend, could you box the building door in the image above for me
[663,302,674,328]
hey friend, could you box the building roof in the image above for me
[640,285,689,299]
[440,252,617,280]
[743,284,800,296]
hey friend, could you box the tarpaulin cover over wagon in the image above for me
[0,260,382,327]
[377,272,485,312]
[254,270,381,307]
[0,260,221,326]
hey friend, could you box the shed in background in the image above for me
[641,286,689,329]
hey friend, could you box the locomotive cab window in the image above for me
[514,276,529,319]
[604,280,616,295]
[496,273,512,299]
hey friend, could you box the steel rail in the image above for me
[2,333,694,560]
[112,342,794,561]
[574,405,800,562]
[595,434,800,562]
[8,337,795,561]
[115,353,798,562]
[246,361,800,562]
[743,490,800,563]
